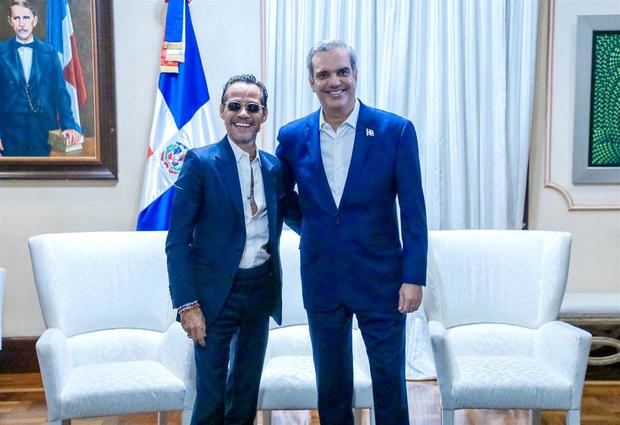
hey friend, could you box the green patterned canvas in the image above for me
[590,31,620,167]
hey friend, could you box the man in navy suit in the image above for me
[276,40,428,425]
[167,74,285,425]
[0,0,79,157]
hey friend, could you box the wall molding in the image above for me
[544,0,620,211]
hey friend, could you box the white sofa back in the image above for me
[30,231,176,337]
[424,230,571,329]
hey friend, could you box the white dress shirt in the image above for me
[319,99,360,207]
[228,139,270,269]
[16,38,33,82]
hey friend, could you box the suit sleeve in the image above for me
[166,150,203,307]
[396,120,428,285]
[276,129,302,233]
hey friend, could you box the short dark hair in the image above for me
[7,0,37,18]
[306,40,357,77]
[220,74,268,108]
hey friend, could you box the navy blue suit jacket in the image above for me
[0,38,77,139]
[166,138,285,326]
[276,101,428,312]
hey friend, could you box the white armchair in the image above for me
[258,230,375,425]
[424,230,591,425]
[29,231,195,425]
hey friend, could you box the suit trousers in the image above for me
[307,304,409,425]
[191,262,273,425]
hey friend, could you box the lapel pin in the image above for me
[366,128,374,137]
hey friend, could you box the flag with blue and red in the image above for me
[137,0,218,231]
[46,0,87,132]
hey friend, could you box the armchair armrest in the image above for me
[36,328,72,421]
[428,321,456,408]
[534,320,592,407]
[158,322,196,408]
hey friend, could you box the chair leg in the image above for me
[531,409,541,425]
[181,408,193,425]
[262,410,272,425]
[369,408,376,425]
[567,409,581,425]
[354,408,364,425]
[62,421,71,425]
[441,409,454,425]
[158,412,168,425]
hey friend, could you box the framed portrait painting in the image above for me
[0,0,116,180]
[573,15,620,184]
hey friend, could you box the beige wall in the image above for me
[529,0,620,292]
[0,0,261,337]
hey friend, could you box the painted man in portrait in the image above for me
[0,0,80,157]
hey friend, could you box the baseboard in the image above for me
[0,337,39,373]
[586,361,620,381]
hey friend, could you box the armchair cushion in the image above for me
[258,324,373,413]
[260,356,317,410]
[61,360,185,418]
[451,355,571,409]
[260,355,373,410]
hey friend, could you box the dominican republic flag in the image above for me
[137,0,217,231]
[46,0,87,131]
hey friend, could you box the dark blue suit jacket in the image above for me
[166,138,284,326]
[276,101,427,312]
[0,38,77,147]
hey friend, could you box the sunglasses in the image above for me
[224,101,265,114]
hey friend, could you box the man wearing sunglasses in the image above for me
[167,74,286,425]
[276,40,427,425]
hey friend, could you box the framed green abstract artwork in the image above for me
[573,15,620,184]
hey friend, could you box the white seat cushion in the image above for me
[259,356,373,410]
[451,356,572,409]
[61,360,185,418]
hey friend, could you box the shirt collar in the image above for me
[228,137,261,165]
[319,98,360,131]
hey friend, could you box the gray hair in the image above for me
[220,73,268,107]
[306,39,357,77]
[7,0,37,17]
